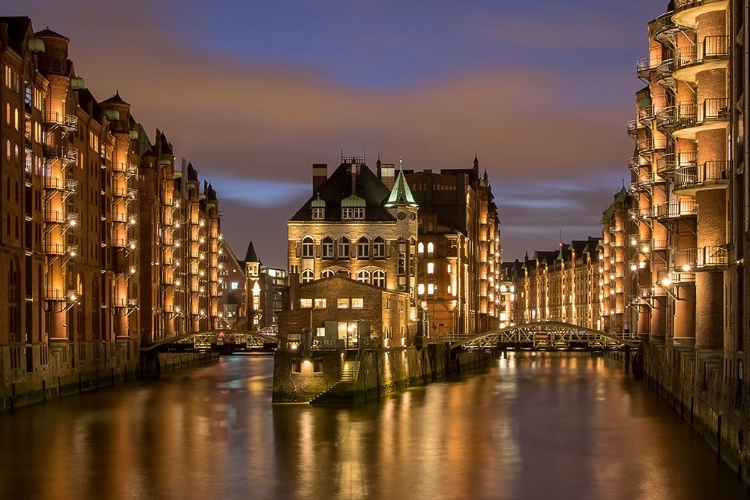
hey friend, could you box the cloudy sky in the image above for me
[16,0,666,268]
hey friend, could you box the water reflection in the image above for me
[0,352,746,500]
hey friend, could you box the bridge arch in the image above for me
[451,322,638,351]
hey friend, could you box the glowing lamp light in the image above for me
[641,245,649,253]
[662,277,672,287]
[682,264,691,272]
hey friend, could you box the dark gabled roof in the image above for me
[76,88,103,121]
[290,162,394,222]
[244,241,259,262]
[100,91,129,107]
[533,250,558,266]
[34,27,68,41]
[0,17,32,52]
[298,274,408,296]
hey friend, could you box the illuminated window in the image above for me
[300,299,312,308]
[418,283,425,295]
[316,327,326,337]
[428,283,434,295]
[427,263,434,274]
[337,298,350,309]
[338,236,350,258]
[352,298,363,309]
[314,298,326,309]
[373,270,386,288]
[418,242,424,254]
[427,242,434,256]
[356,269,370,283]
[301,269,314,283]
[398,253,406,276]
[230,282,239,290]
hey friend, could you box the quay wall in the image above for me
[0,342,217,411]
[637,338,747,480]
[272,344,494,404]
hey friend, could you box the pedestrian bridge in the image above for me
[449,322,638,351]
[141,330,278,353]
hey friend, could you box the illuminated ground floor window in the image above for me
[338,321,358,348]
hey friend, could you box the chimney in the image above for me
[379,163,395,190]
[312,163,327,194]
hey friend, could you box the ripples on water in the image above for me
[0,352,747,500]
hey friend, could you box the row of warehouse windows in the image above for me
[301,268,386,287]
[300,236,387,259]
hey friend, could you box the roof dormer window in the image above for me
[341,195,365,220]
[311,195,325,220]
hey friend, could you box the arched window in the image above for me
[301,269,314,283]
[357,237,369,259]
[356,269,370,284]
[373,237,385,259]
[427,242,434,256]
[14,108,18,130]
[372,270,386,288]
[321,268,335,278]
[418,242,424,254]
[4,103,9,125]
[322,237,334,259]
[301,237,314,258]
[338,236,350,258]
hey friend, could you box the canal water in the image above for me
[0,352,747,500]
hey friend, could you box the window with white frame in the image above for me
[337,298,350,309]
[312,207,325,220]
[427,242,434,256]
[322,237,334,259]
[301,269,314,283]
[356,269,370,283]
[427,262,434,274]
[321,268,335,278]
[302,237,314,258]
[338,236,350,258]
[300,298,312,308]
[373,270,386,288]
[352,298,364,309]
[373,237,385,259]
[342,207,365,220]
[314,298,326,309]
[358,237,369,259]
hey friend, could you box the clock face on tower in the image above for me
[398,212,406,220]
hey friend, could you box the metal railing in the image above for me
[697,246,728,268]
[44,112,78,131]
[674,161,729,189]
[674,36,729,70]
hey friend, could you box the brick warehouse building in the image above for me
[404,155,501,337]
[282,157,419,348]
[0,17,227,402]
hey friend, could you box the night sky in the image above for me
[14,0,666,268]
